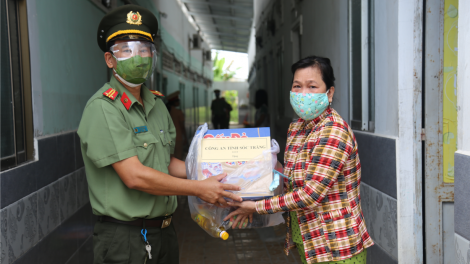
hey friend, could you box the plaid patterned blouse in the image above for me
[255,108,374,263]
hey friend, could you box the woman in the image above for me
[244,89,270,128]
[254,89,269,127]
[225,56,374,264]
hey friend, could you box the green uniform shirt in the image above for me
[78,76,177,221]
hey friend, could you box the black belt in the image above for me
[100,215,173,228]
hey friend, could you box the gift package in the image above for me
[198,127,277,200]
[185,124,284,239]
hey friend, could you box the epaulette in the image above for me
[103,88,119,100]
[149,90,164,97]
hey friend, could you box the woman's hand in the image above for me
[224,201,257,229]
[227,213,253,229]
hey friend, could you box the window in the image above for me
[162,76,168,97]
[192,86,199,126]
[179,82,185,110]
[291,15,302,64]
[349,0,375,131]
[1,0,34,171]
[162,52,173,71]
[276,46,285,117]
[204,90,209,123]
[174,59,181,74]
[155,71,161,92]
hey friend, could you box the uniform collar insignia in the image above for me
[103,88,119,100]
[149,90,164,97]
[126,11,142,25]
[121,92,132,110]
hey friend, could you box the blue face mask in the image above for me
[290,91,330,121]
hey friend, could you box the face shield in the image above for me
[109,40,157,85]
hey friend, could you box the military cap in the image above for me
[166,91,180,102]
[97,4,159,52]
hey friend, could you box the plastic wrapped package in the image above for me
[186,124,285,239]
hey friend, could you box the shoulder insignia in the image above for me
[121,92,132,111]
[103,88,119,100]
[150,90,164,97]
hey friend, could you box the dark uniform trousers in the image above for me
[93,221,179,264]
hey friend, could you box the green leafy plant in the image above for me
[222,90,238,123]
[212,52,240,81]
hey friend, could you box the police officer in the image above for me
[165,91,187,160]
[77,5,241,264]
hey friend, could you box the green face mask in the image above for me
[114,55,152,84]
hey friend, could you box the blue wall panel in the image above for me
[35,0,107,135]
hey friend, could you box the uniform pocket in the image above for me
[158,129,173,146]
[133,132,159,164]
[158,130,172,166]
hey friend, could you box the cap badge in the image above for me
[126,11,142,25]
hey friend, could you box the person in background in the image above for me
[166,91,187,160]
[245,89,269,128]
[222,99,233,129]
[224,56,374,264]
[211,89,232,129]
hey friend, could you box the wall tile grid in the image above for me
[360,182,398,261]
[366,243,398,264]
[455,152,470,264]
[1,132,82,209]
[455,152,470,240]
[455,233,470,264]
[354,131,397,198]
[0,167,89,264]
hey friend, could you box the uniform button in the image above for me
[124,98,129,103]
[144,143,148,148]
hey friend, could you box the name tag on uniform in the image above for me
[133,126,148,134]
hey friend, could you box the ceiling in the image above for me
[180,0,253,53]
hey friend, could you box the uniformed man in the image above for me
[77,5,241,264]
[165,91,187,160]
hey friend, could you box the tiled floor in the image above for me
[173,196,304,264]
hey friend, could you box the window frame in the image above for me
[1,0,34,171]
[348,0,375,132]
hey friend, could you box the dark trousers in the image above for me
[93,220,179,264]
[212,117,229,129]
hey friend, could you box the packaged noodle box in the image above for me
[198,127,275,200]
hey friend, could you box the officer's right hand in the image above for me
[196,173,243,207]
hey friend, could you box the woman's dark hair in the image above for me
[291,56,336,90]
[254,89,268,109]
